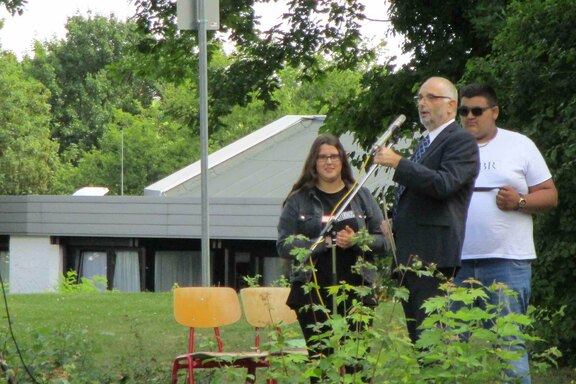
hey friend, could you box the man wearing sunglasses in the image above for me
[374,77,479,344]
[456,83,558,383]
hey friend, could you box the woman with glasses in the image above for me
[277,133,386,382]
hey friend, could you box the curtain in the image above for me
[263,257,286,286]
[154,251,201,292]
[81,251,107,291]
[113,250,141,292]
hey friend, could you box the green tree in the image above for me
[0,53,60,194]
[215,64,363,150]
[54,102,199,196]
[324,0,516,146]
[389,0,509,78]
[131,0,513,143]
[25,15,156,155]
[132,0,373,118]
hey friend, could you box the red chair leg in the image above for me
[246,366,256,384]
[187,369,193,384]
[171,360,180,384]
[171,358,195,384]
[188,363,194,384]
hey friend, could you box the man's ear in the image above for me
[492,105,500,120]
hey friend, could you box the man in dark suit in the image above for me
[374,76,479,343]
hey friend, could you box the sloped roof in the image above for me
[144,115,393,199]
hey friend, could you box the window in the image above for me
[154,251,201,291]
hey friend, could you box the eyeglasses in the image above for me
[413,94,453,104]
[457,106,493,117]
[317,154,341,163]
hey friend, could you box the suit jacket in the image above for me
[393,121,479,269]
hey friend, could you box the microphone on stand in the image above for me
[369,114,406,157]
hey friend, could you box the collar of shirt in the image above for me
[427,118,455,143]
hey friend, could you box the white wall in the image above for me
[9,236,62,293]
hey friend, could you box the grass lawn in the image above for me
[5,293,191,371]
[3,292,270,382]
[1,292,574,383]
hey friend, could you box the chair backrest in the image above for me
[173,287,242,328]
[239,287,297,327]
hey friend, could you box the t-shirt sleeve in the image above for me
[523,137,552,187]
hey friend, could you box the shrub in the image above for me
[254,231,561,383]
[57,270,108,293]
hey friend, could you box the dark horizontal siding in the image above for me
[0,196,282,240]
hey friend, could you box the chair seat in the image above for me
[174,348,308,366]
[270,347,308,356]
[175,351,271,360]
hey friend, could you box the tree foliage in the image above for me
[132,0,373,120]
[25,15,156,154]
[389,0,508,77]
[0,53,59,194]
[325,0,513,144]
[57,107,198,196]
[2,9,365,197]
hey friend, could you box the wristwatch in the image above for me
[514,193,527,211]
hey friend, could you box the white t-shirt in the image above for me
[462,128,552,260]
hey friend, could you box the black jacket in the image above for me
[393,121,479,269]
[277,185,387,283]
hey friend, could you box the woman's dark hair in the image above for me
[283,134,355,205]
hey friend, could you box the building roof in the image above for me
[144,115,391,198]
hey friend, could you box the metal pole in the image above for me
[197,0,211,286]
[331,236,337,314]
[121,127,124,196]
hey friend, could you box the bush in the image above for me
[57,270,108,293]
[255,232,561,383]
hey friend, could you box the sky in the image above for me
[0,0,136,59]
[0,0,406,63]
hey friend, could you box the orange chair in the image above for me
[239,287,299,351]
[239,287,308,383]
[171,287,269,384]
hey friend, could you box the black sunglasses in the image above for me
[458,106,493,117]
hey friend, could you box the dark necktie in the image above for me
[411,134,430,163]
[392,134,431,217]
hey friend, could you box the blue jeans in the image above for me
[454,258,532,384]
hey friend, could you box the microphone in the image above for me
[370,114,406,156]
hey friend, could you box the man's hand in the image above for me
[380,219,393,243]
[374,147,402,169]
[496,186,522,211]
